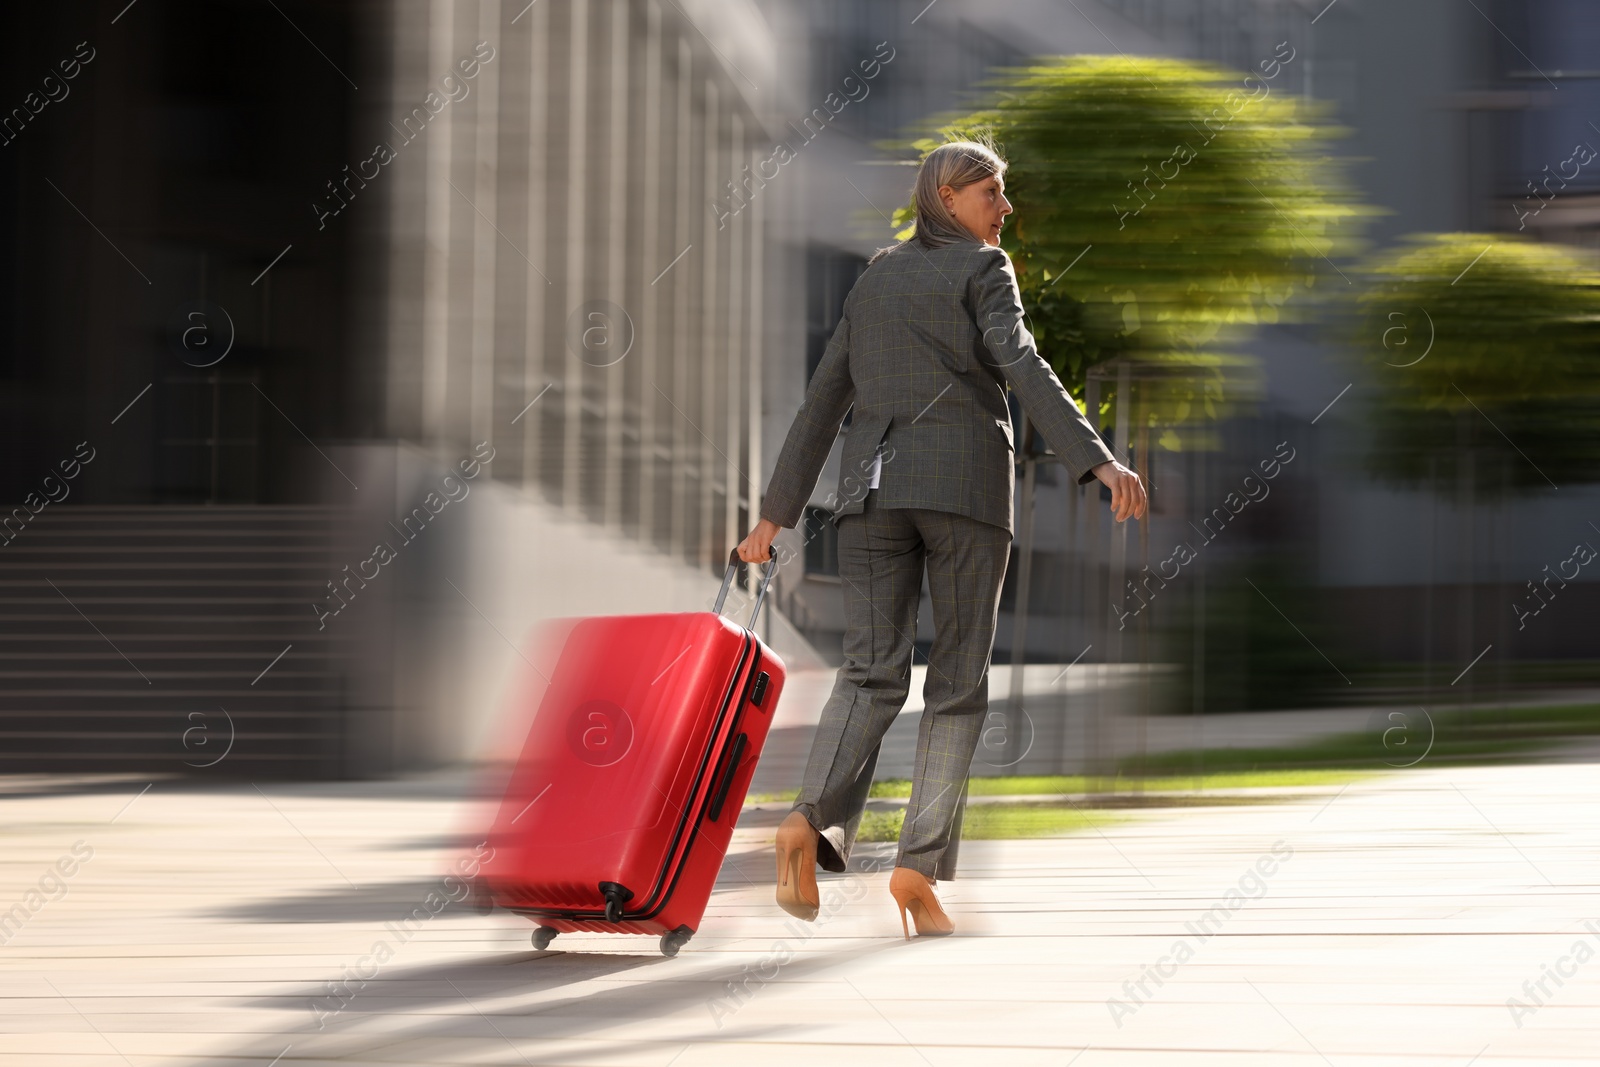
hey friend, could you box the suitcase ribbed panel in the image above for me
[479,608,787,941]
[481,613,748,909]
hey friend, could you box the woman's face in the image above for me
[940,172,1012,246]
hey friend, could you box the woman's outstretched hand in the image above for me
[737,518,782,563]
[1091,460,1148,523]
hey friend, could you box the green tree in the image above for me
[893,53,1373,433]
[1350,234,1600,708]
[1352,232,1600,493]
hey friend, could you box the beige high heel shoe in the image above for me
[775,812,820,921]
[889,866,955,939]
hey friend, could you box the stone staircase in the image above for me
[0,506,355,777]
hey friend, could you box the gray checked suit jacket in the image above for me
[760,239,1116,536]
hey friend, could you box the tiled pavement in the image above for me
[4,747,1599,1065]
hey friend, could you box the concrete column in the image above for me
[699,77,720,572]
[381,0,430,440]
[637,0,664,546]
[562,0,590,512]
[602,0,630,529]
[724,113,745,581]
[419,0,460,446]
[745,136,765,598]
[668,35,692,562]
[468,0,502,451]
[521,0,551,490]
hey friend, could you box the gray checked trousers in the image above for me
[791,490,1013,881]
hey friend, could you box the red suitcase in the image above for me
[475,551,785,956]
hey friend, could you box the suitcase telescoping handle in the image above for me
[713,548,777,628]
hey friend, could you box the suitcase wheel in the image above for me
[599,881,635,924]
[532,927,558,951]
[660,924,693,958]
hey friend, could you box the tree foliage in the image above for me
[891,54,1372,436]
[1351,233,1600,492]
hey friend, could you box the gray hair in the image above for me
[871,139,1007,265]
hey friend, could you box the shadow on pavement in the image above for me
[205,880,478,924]
[228,935,909,1063]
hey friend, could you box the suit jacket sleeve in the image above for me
[759,305,856,529]
[969,246,1116,486]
